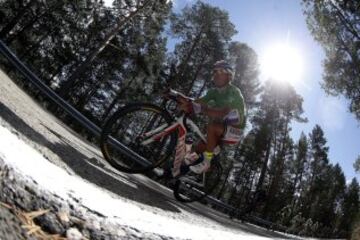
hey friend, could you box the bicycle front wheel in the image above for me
[173,158,222,203]
[100,103,177,173]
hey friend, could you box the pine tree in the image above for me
[340,178,360,238]
[248,81,306,219]
[167,1,236,96]
[288,133,309,216]
[57,0,169,99]
[353,155,360,172]
[302,0,360,121]
[228,42,261,110]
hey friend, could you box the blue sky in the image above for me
[172,0,360,182]
[103,0,360,182]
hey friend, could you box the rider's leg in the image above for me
[205,122,225,151]
[194,141,206,154]
[156,124,225,178]
[195,122,224,153]
[190,123,224,173]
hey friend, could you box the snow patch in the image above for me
[0,125,269,239]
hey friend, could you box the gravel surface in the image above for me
[0,68,296,239]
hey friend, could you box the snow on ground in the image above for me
[0,124,271,240]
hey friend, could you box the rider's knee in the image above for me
[207,122,225,135]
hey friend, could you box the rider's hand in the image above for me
[162,88,172,99]
[178,98,203,115]
[178,97,193,113]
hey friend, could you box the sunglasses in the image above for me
[212,68,228,75]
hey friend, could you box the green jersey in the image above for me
[199,84,246,129]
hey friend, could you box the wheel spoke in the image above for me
[100,104,177,173]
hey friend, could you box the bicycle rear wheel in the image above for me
[173,157,222,203]
[100,103,177,173]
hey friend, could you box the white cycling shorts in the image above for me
[222,125,243,145]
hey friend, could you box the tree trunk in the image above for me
[216,165,233,200]
[169,29,204,88]
[255,138,271,193]
[19,31,54,59]
[6,13,45,45]
[0,0,36,39]
[74,84,99,111]
[262,117,290,217]
[101,75,137,121]
[196,79,207,98]
[185,54,206,95]
[6,1,65,45]
[227,186,237,204]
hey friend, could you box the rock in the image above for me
[66,227,83,240]
[84,215,101,230]
[0,203,37,240]
[35,213,66,234]
[57,210,71,225]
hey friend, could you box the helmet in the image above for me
[213,60,234,76]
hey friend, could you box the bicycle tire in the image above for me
[173,158,222,203]
[100,103,177,173]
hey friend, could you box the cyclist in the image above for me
[178,60,246,174]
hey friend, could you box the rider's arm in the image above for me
[178,90,241,122]
[194,99,231,118]
[204,107,232,118]
[195,89,231,118]
[195,99,244,126]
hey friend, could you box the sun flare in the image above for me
[261,43,303,85]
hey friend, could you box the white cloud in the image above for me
[319,96,346,131]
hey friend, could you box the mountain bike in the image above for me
[100,89,223,202]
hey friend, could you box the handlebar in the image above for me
[163,88,194,102]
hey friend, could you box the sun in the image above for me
[260,43,303,85]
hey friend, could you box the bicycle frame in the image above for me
[141,115,206,144]
[139,114,211,178]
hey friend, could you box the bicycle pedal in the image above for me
[153,167,173,180]
[178,176,204,188]
[153,167,164,177]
